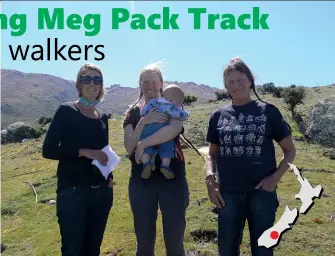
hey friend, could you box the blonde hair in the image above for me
[75,63,106,101]
[139,62,164,83]
[129,62,165,108]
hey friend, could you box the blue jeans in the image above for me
[141,123,175,159]
[56,183,113,256]
[218,188,279,256]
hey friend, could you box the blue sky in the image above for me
[1,1,334,89]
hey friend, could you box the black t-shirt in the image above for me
[42,102,109,189]
[123,105,186,180]
[206,100,290,192]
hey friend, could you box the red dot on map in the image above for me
[270,231,279,240]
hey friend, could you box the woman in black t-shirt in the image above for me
[123,62,189,256]
[205,57,296,256]
[42,63,113,256]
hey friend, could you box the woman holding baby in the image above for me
[123,62,190,256]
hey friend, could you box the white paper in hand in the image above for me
[92,145,121,180]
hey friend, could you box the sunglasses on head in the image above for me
[80,75,103,85]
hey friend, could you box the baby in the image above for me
[140,84,189,179]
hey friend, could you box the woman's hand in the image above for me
[255,174,280,192]
[135,141,145,164]
[80,149,108,166]
[142,111,169,125]
[206,175,225,208]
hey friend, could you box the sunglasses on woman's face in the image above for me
[80,76,103,85]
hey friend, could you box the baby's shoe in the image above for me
[141,162,152,179]
[160,165,174,180]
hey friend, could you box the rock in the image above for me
[7,121,29,134]
[1,130,9,144]
[48,200,56,205]
[305,96,335,147]
[2,122,38,144]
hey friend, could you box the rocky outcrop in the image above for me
[305,96,335,147]
[1,122,39,144]
[1,130,9,144]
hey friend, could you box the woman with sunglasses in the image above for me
[42,63,113,256]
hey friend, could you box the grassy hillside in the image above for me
[1,93,335,256]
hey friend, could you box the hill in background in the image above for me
[1,69,221,129]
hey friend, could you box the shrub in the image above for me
[184,95,198,104]
[282,85,306,117]
[1,204,16,216]
[215,90,230,101]
[38,116,52,126]
[272,87,284,98]
[263,82,276,94]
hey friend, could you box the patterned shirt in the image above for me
[141,98,189,121]
[206,100,290,192]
